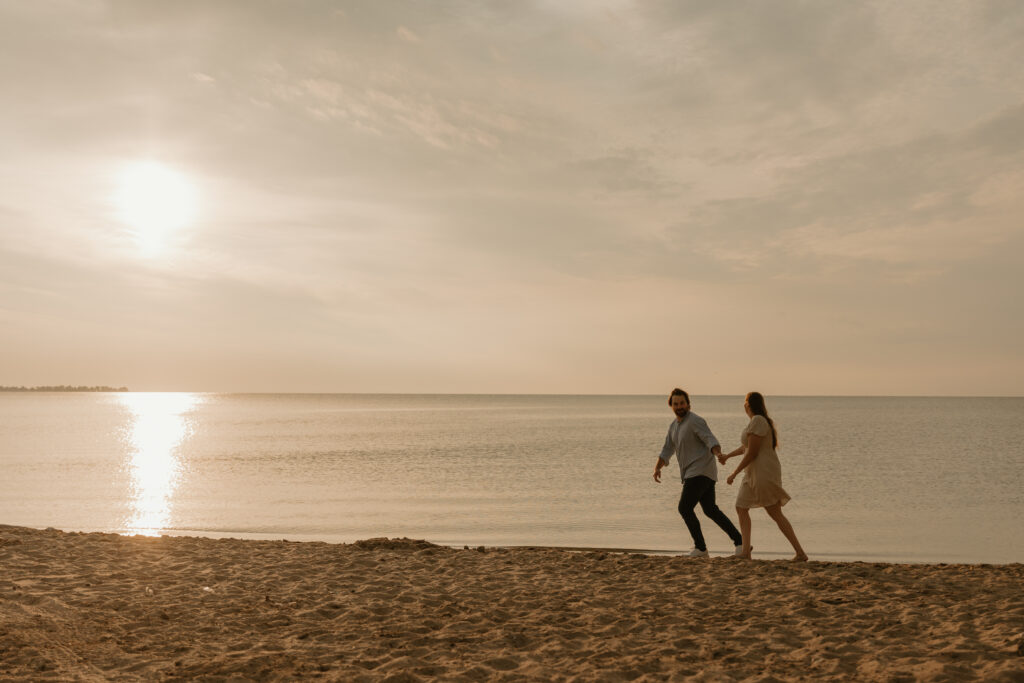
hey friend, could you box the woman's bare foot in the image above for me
[791,553,808,562]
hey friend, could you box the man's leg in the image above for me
[697,482,743,547]
[678,477,709,552]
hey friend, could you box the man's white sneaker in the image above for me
[733,545,745,557]
[687,548,709,558]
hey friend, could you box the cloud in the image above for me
[2,1,1023,392]
[396,26,420,43]
[649,100,1024,285]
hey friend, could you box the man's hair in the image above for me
[668,387,690,405]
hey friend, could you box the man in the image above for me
[653,388,743,557]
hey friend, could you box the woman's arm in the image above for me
[726,433,762,485]
[719,446,744,462]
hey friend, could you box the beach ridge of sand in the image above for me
[1,525,1021,681]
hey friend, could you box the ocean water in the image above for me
[0,393,1021,564]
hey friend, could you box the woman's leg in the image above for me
[736,507,752,558]
[764,503,807,561]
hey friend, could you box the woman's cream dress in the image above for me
[735,415,791,509]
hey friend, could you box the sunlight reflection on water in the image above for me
[118,393,201,536]
[2,393,1019,562]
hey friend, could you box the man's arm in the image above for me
[653,457,669,483]
[691,416,722,456]
[654,429,673,483]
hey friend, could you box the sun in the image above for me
[115,161,198,254]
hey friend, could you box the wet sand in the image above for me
[1,525,1022,681]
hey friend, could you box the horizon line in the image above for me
[2,387,1021,399]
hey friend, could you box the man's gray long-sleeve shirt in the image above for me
[658,412,720,482]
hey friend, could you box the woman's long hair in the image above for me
[746,392,778,448]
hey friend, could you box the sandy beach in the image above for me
[1,525,1021,681]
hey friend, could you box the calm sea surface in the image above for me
[0,393,1021,564]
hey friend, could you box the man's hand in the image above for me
[654,458,668,483]
[717,452,728,465]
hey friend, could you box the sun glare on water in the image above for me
[115,161,198,255]
[118,392,202,536]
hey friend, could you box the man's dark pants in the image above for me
[678,475,742,552]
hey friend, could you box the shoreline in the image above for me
[12,524,1014,567]
[2,525,1022,681]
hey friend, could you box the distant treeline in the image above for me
[0,385,129,392]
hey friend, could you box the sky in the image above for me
[1,1,1023,395]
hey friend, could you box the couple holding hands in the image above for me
[652,388,807,561]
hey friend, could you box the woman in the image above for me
[719,392,807,561]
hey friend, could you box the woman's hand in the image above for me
[726,473,736,485]
[717,452,728,465]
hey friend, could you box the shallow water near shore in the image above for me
[1,393,1021,564]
